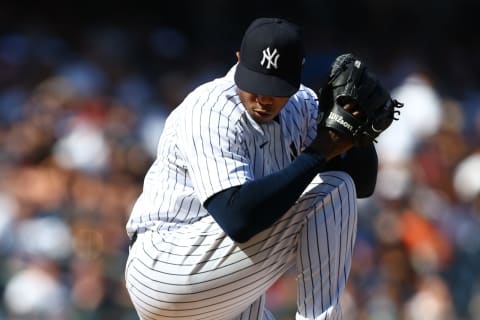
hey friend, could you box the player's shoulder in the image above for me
[294,84,318,101]
[179,73,243,121]
[286,84,318,111]
[182,74,235,103]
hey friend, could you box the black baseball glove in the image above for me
[318,53,403,147]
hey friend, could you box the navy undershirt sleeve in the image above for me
[324,142,378,198]
[204,150,326,243]
[205,144,378,243]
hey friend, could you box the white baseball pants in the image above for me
[125,171,357,320]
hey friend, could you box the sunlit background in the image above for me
[1,1,480,319]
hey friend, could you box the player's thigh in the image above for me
[125,220,294,319]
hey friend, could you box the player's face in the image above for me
[238,88,290,124]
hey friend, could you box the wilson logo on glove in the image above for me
[328,112,354,132]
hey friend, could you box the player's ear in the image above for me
[236,51,240,62]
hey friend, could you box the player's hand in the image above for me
[308,103,355,161]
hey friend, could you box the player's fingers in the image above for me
[343,103,363,118]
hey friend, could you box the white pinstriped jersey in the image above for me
[126,65,321,237]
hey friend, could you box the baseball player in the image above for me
[125,17,399,320]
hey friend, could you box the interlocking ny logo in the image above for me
[261,47,280,69]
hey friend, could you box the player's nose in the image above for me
[256,95,273,106]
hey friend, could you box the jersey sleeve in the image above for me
[178,89,252,204]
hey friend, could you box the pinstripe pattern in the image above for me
[126,66,318,237]
[296,174,357,320]
[126,173,356,319]
[125,65,358,319]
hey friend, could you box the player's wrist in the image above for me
[308,128,353,161]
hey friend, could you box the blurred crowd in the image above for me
[1,8,480,320]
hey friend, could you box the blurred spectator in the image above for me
[453,151,480,205]
[375,71,443,167]
[403,274,455,320]
[4,261,69,319]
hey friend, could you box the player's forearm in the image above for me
[205,150,326,243]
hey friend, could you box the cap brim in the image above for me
[234,63,299,97]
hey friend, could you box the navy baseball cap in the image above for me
[235,17,305,97]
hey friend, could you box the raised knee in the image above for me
[301,171,357,202]
[324,170,357,198]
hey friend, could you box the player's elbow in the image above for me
[210,216,255,243]
[226,226,255,243]
[209,216,256,243]
[356,182,376,198]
